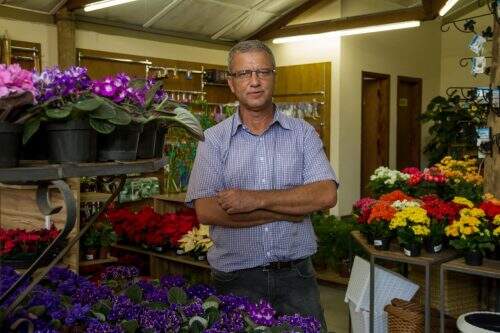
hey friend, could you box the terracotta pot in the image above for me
[99,246,110,259]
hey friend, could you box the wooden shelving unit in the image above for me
[79,256,118,267]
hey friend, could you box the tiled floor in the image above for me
[319,284,350,333]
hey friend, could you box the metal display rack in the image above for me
[0,158,167,315]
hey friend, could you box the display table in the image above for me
[350,231,457,333]
[440,258,500,333]
[0,158,167,315]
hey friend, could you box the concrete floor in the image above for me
[319,284,350,333]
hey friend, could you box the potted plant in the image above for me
[81,227,100,261]
[367,166,410,198]
[330,216,361,277]
[421,195,459,253]
[366,201,396,250]
[445,207,495,266]
[24,66,131,163]
[352,197,376,243]
[97,222,117,259]
[0,64,36,167]
[389,206,431,257]
[178,225,212,261]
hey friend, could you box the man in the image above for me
[186,40,338,331]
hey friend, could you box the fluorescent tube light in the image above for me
[439,0,460,16]
[84,0,138,12]
[272,21,421,44]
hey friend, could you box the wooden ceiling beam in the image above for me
[248,0,325,40]
[260,6,427,40]
[66,0,94,11]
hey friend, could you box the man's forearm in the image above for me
[195,197,303,228]
[255,180,337,215]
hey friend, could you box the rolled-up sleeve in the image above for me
[302,124,339,187]
[185,138,224,206]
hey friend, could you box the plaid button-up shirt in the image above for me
[186,110,339,272]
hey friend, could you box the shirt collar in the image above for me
[231,104,293,137]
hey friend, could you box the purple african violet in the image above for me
[34,66,91,103]
[277,314,322,333]
[101,265,139,281]
[159,275,186,289]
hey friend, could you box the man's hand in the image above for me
[216,189,262,214]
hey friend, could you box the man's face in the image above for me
[227,51,275,111]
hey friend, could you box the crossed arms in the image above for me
[194,180,337,228]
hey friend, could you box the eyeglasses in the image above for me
[228,68,275,80]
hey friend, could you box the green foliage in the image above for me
[420,95,488,165]
[311,213,361,271]
[99,223,117,247]
[449,231,494,255]
[82,227,100,249]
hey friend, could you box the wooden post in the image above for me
[484,18,500,197]
[55,7,76,69]
[1,33,11,65]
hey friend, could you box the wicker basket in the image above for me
[385,298,424,333]
[385,298,459,333]
[409,266,480,318]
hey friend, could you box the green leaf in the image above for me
[74,97,102,111]
[22,117,41,144]
[121,319,139,333]
[144,301,168,310]
[206,307,219,326]
[130,79,147,89]
[125,284,143,304]
[189,316,208,330]
[50,319,62,329]
[45,106,71,119]
[92,311,106,322]
[108,109,131,125]
[160,107,204,141]
[89,118,116,134]
[27,305,45,317]
[92,300,111,316]
[145,81,163,109]
[168,287,187,305]
[90,102,116,120]
[202,299,219,311]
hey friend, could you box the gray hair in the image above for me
[227,40,276,72]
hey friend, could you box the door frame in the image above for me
[397,75,422,169]
[361,71,391,196]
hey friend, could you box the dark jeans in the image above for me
[211,257,327,332]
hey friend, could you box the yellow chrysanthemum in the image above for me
[460,208,485,218]
[445,222,460,237]
[493,226,500,237]
[453,197,474,208]
[493,215,500,226]
[411,225,430,236]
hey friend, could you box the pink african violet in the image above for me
[0,63,36,98]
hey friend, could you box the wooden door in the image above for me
[397,76,422,170]
[361,72,390,197]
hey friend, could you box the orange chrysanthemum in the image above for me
[368,201,397,224]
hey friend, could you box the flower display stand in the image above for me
[0,158,166,316]
[440,258,500,333]
[350,230,458,333]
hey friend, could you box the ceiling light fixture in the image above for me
[272,21,421,44]
[84,0,138,12]
[439,0,460,16]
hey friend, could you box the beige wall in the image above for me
[0,17,58,68]
[440,6,492,95]
[337,19,442,215]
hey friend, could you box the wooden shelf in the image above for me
[79,256,118,267]
[152,192,186,203]
[203,82,229,87]
[80,192,113,202]
[441,257,500,279]
[112,244,210,269]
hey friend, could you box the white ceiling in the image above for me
[1,0,474,43]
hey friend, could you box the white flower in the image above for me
[391,200,421,210]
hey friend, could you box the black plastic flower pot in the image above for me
[424,238,444,254]
[465,251,483,266]
[98,123,144,161]
[46,119,96,163]
[0,122,21,168]
[403,243,421,257]
[154,126,168,158]
[137,120,159,159]
[373,237,391,250]
[21,124,48,160]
